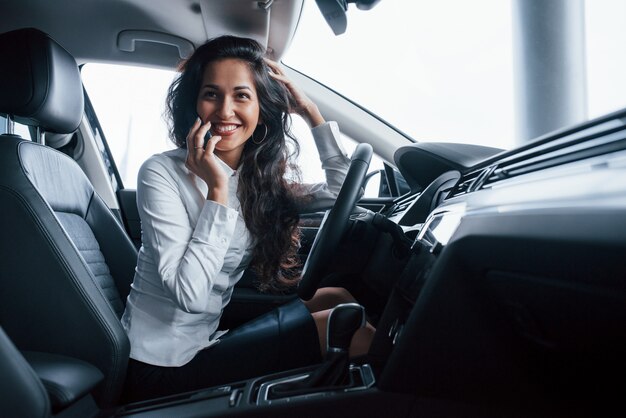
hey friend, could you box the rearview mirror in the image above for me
[315,0,382,35]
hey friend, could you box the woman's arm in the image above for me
[265,58,325,129]
[137,156,238,314]
[311,121,350,196]
[265,59,351,205]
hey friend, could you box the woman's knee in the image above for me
[304,287,356,313]
[311,309,332,356]
[349,322,376,358]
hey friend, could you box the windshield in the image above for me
[283,0,626,150]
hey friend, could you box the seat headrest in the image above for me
[0,28,83,134]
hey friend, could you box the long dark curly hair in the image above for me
[166,36,303,292]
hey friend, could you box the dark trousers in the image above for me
[123,299,321,403]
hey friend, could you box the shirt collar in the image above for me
[215,155,237,178]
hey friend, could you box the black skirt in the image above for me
[123,298,321,403]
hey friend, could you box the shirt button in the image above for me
[221,238,228,245]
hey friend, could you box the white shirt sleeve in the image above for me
[300,121,352,211]
[136,156,238,314]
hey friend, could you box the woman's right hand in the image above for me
[185,118,228,205]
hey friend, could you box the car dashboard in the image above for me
[362,107,626,416]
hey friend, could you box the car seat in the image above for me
[0,326,51,417]
[0,28,136,408]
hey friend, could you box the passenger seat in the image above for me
[0,28,136,408]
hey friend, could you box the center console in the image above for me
[114,303,399,417]
[110,213,465,417]
[255,363,376,405]
[113,363,382,417]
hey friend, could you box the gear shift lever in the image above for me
[269,303,366,398]
[327,303,366,354]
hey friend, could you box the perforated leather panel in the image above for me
[56,212,124,318]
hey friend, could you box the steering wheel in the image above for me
[298,143,373,300]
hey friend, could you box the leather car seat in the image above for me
[0,326,51,418]
[0,28,136,408]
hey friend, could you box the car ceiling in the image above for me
[1,0,303,68]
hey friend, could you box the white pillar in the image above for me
[512,0,587,143]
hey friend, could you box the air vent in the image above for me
[482,122,626,189]
[450,109,626,196]
[388,191,420,217]
[447,167,489,198]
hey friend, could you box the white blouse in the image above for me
[121,122,350,367]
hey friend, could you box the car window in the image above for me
[14,122,30,139]
[284,0,515,149]
[0,114,33,139]
[284,0,626,151]
[82,63,383,193]
[291,114,384,196]
[82,64,177,189]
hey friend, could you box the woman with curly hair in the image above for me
[121,35,373,402]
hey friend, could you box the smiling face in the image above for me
[196,58,261,168]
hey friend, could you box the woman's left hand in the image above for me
[265,58,325,127]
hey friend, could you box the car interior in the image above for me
[1,1,625,417]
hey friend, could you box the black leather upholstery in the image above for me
[0,327,50,418]
[23,351,104,413]
[0,28,83,133]
[0,28,136,408]
[19,143,136,316]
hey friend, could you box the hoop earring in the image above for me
[252,124,268,144]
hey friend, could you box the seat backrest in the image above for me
[0,28,136,408]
